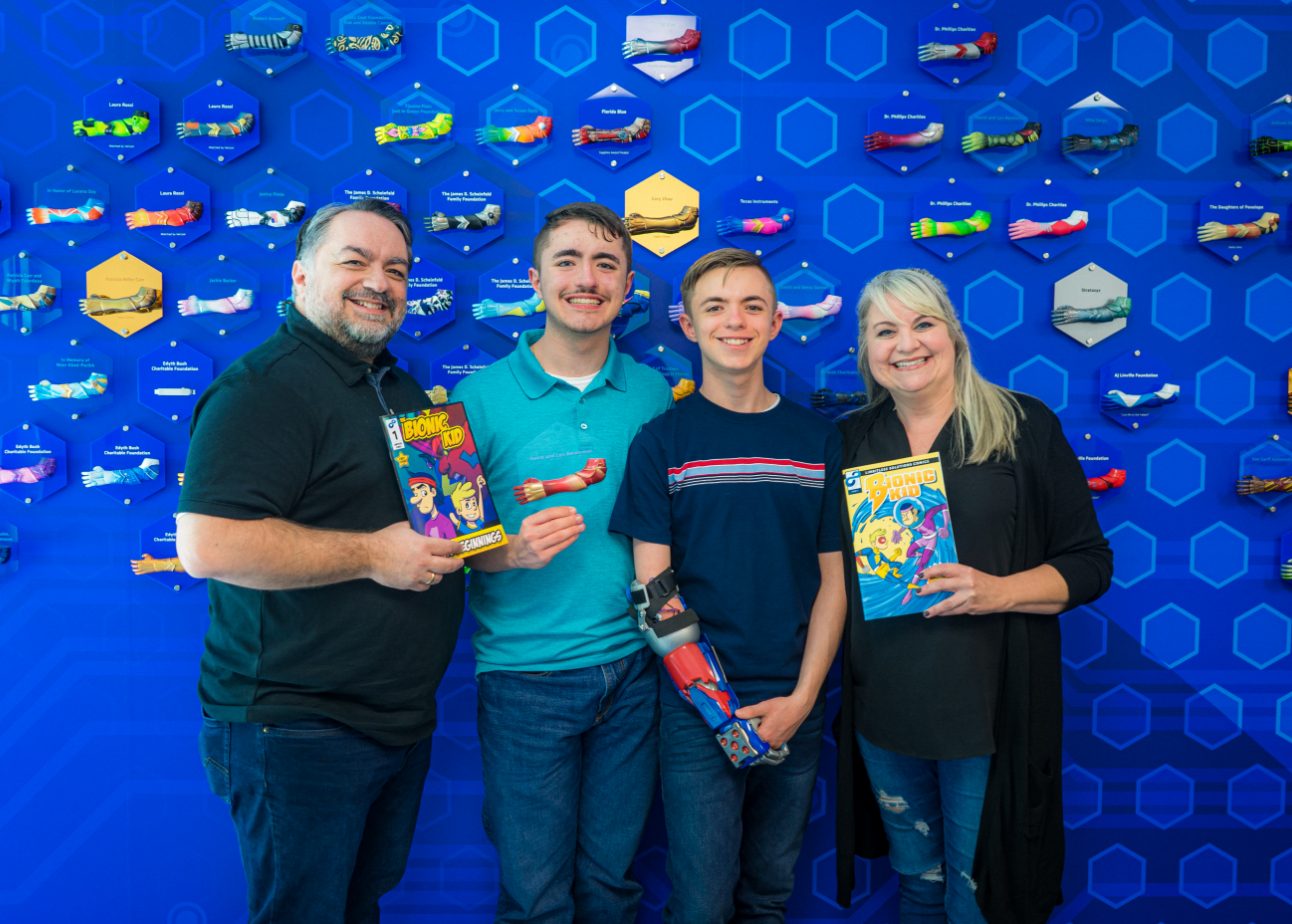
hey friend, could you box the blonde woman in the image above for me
[832,268,1112,924]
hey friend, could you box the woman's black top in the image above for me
[850,400,1016,760]
[834,393,1113,924]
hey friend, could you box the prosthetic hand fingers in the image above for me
[961,132,987,152]
[864,131,894,152]
[1007,219,1043,240]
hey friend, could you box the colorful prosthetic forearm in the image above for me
[619,289,649,319]
[29,372,108,401]
[629,569,788,769]
[224,23,303,52]
[513,459,606,505]
[425,204,501,232]
[74,110,149,137]
[1197,212,1279,242]
[0,285,57,312]
[715,209,794,236]
[1250,136,1292,157]
[226,202,305,229]
[571,117,650,146]
[376,114,452,145]
[961,121,1041,153]
[177,113,254,139]
[475,117,552,145]
[472,293,543,320]
[1237,476,1292,495]
[80,287,160,316]
[622,29,701,58]
[866,123,944,152]
[778,295,843,321]
[408,290,453,316]
[810,390,867,409]
[131,554,187,574]
[26,200,104,225]
[81,458,160,487]
[1062,125,1139,154]
[1008,210,1088,240]
[0,457,56,484]
[917,31,997,61]
[125,200,203,229]
[1088,469,1126,492]
[911,210,991,239]
[327,24,402,54]
[1052,296,1131,325]
[1102,384,1179,410]
[624,205,699,236]
[178,289,255,316]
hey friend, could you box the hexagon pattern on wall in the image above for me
[1136,765,1193,829]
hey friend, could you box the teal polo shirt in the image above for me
[451,328,673,674]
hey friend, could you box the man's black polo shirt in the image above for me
[178,308,465,746]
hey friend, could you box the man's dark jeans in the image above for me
[200,715,431,924]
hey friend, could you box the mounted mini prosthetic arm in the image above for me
[629,569,788,769]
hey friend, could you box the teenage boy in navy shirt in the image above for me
[610,248,846,922]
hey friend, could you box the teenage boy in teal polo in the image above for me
[452,202,672,923]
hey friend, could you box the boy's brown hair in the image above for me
[678,248,776,318]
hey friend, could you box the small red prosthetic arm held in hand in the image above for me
[629,569,788,769]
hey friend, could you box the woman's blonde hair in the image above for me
[856,268,1022,466]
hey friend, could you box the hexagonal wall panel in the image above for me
[772,264,839,349]
[826,11,884,81]
[379,84,455,168]
[31,164,109,246]
[137,341,212,422]
[823,185,882,254]
[0,423,67,505]
[1018,15,1077,86]
[1157,104,1216,174]
[84,250,164,338]
[1184,684,1243,750]
[777,98,836,169]
[535,6,595,77]
[1179,844,1236,909]
[1087,844,1145,908]
[717,176,796,257]
[0,86,55,156]
[1273,846,1292,905]
[1092,684,1151,750]
[137,514,202,592]
[963,98,1041,174]
[0,252,62,338]
[1008,356,1067,413]
[42,0,104,69]
[1052,262,1128,348]
[1239,438,1292,511]
[1146,440,1205,507]
[85,423,166,505]
[231,167,309,250]
[428,170,502,254]
[436,4,495,77]
[141,1,203,71]
[1208,19,1266,90]
[1112,17,1171,87]
[1141,604,1199,669]
[1009,180,1085,262]
[132,167,210,252]
[1249,99,1292,179]
[1190,522,1248,589]
[625,170,698,258]
[1062,764,1101,829]
[625,1,700,84]
[1234,604,1291,669]
[729,9,789,80]
[1060,606,1106,669]
[1136,765,1193,829]
[229,0,308,78]
[1228,765,1285,829]
[679,95,740,166]
[963,272,1023,340]
[1195,356,1254,425]
[811,849,871,909]
[1151,273,1210,342]
[477,85,552,169]
[912,179,989,262]
[918,4,993,87]
[1106,522,1155,588]
[1107,188,1166,257]
[181,80,259,166]
[1099,350,1174,431]
[292,90,353,160]
[1246,274,1292,342]
[866,92,943,175]
[80,79,159,164]
[1198,183,1276,264]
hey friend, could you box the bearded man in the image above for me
[176,199,466,924]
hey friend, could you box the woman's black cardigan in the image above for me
[833,393,1113,924]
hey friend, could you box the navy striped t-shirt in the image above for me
[610,391,843,703]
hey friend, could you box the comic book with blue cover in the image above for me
[843,452,958,619]
[380,403,508,559]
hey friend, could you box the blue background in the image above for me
[0,1,1290,921]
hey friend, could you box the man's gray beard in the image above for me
[304,289,403,358]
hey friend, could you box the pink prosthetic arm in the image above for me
[1008,210,1089,240]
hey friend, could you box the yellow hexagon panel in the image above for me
[624,170,699,257]
[83,251,163,338]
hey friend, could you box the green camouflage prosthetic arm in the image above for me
[74,110,150,137]
[962,121,1040,152]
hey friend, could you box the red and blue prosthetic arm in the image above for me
[629,569,788,769]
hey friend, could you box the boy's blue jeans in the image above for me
[659,693,826,924]
[199,715,431,924]
[476,646,660,924]
[855,731,991,924]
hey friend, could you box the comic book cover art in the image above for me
[843,452,957,620]
[381,403,508,559]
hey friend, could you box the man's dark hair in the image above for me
[532,202,632,273]
[680,248,776,318]
[295,198,414,268]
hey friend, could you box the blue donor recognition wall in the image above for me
[1,1,1291,921]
